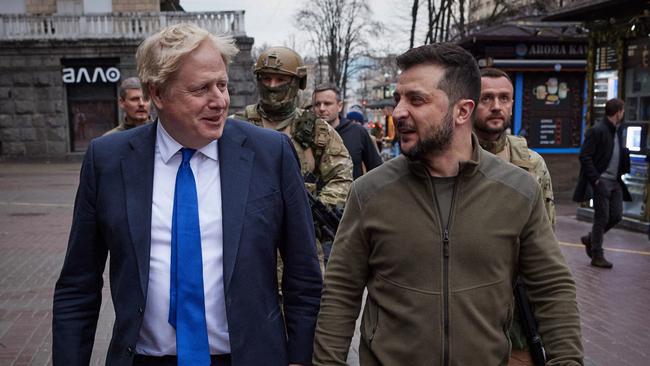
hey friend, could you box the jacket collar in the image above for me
[602,117,617,133]
[335,118,351,132]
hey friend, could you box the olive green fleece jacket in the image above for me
[313,135,583,366]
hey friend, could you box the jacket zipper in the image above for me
[429,175,458,366]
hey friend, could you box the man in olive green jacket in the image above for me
[313,44,582,365]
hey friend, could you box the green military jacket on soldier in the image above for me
[507,135,556,228]
[234,104,353,207]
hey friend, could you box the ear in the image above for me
[454,99,475,127]
[149,84,164,111]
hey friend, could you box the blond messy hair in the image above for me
[136,23,239,97]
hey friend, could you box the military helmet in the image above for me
[254,46,307,90]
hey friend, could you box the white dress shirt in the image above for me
[136,122,230,355]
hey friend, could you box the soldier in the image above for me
[474,68,556,366]
[474,68,555,227]
[234,46,353,269]
[103,77,151,136]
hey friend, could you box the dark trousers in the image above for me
[133,354,231,366]
[591,178,623,256]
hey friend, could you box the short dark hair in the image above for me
[605,98,624,117]
[119,77,143,99]
[313,83,341,101]
[396,43,480,105]
[480,68,512,85]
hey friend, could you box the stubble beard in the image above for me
[474,116,510,138]
[401,110,454,161]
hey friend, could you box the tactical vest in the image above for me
[236,105,330,174]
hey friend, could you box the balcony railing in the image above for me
[0,11,246,40]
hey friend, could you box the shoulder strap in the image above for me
[291,110,331,174]
[235,105,263,127]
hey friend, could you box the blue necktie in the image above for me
[169,148,211,366]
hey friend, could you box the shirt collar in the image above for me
[156,120,219,163]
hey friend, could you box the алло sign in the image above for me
[62,66,121,84]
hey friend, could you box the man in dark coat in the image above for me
[573,98,630,268]
[312,83,383,179]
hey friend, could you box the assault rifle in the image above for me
[303,172,342,242]
[514,277,546,366]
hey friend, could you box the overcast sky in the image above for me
[181,0,411,56]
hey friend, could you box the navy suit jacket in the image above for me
[53,119,322,365]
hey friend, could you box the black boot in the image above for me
[580,234,592,259]
[591,255,613,269]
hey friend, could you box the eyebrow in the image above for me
[394,89,429,98]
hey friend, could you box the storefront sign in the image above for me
[596,46,617,71]
[490,43,587,59]
[523,73,583,148]
[62,67,121,84]
[526,44,586,57]
[625,38,650,69]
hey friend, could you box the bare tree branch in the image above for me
[294,0,384,99]
[409,0,419,49]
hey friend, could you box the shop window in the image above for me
[624,38,650,123]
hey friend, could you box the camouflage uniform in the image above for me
[479,134,555,227]
[234,105,352,206]
[234,47,353,281]
[479,133,556,366]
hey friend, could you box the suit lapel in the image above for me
[122,122,157,297]
[219,121,254,294]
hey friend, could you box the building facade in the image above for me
[0,1,255,159]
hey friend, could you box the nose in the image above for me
[268,78,284,88]
[392,100,408,121]
[208,85,228,109]
[491,100,504,112]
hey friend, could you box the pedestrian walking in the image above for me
[313,43,583,366]
[53,23,321,366]
[573,98,631,268]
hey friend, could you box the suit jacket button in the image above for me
[127,346,133,355]
[138,306,144,315]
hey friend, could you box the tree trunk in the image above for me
[426,0,434,44]
[410,0,419,49]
